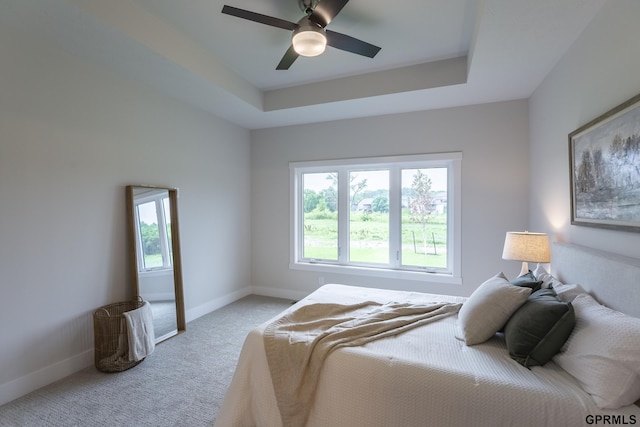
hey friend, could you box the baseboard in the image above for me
[185,286,252,323]
[0,348,93,406]
[185,286,306,324]
[251,285,309,302]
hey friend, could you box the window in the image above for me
[291,153,461,283]
[133,190,173,272]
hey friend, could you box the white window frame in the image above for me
[133,191,173,273]
[290,152,462,284]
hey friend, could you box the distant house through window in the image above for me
[290,152,462,284]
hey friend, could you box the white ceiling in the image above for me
[0,0,607,129]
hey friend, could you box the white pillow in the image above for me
[532,265,554,288]
[456,273,531,345]
[553,293,640,409]
[531,265,586,302]
[552,282,587,303]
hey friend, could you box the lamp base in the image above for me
[518,261,530,277]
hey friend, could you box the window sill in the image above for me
[139,268,173,278]
[290,262,462,285]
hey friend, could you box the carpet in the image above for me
[0,295,293,427]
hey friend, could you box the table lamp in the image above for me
[502,231,550,276]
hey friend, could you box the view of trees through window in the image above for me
[349,170,389,264]
[301,167,448,270]
[136,197,172,270]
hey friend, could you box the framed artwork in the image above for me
[569,93,640,232]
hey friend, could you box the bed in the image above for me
[214,243,640,427]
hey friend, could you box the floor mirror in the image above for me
[126,185,185,343]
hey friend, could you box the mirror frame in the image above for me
[126,185,186,342]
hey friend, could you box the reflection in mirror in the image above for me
[126,185,185,343]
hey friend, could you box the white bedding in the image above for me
[214,284,640,427]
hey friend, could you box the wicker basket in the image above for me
[93,298,145,373]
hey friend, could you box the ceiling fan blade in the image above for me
[276,45,300,70]
[221,5,298,31]
[326,30,381,58]
[309,0,349,27]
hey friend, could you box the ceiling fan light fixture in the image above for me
[292,22,326,57]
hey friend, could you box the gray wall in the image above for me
[0,26,251,404]
[250,100,531,300]
[529,0,640,260]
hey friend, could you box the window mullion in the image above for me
[337,168,350,264]
[449,158,462,277]
[388,167,401,268]
[134,206,145,269]
[156,198,171,268]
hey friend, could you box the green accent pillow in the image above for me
[510,270,543,292]
[504,288,576,368]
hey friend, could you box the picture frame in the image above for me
[569,93,640,232]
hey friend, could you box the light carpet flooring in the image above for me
[0,295,293,427]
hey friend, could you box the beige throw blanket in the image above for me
[264,299,462,427]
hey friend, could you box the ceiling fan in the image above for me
[221,0,381,70]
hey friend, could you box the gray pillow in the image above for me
[456,273,531,345]
[504,288,575,368]
[510,270,543,292]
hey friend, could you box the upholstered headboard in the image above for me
[552,242,640,318]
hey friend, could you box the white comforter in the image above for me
[214,284,640,427]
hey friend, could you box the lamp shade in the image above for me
[502,231,550,263]
[292,22,327,57]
